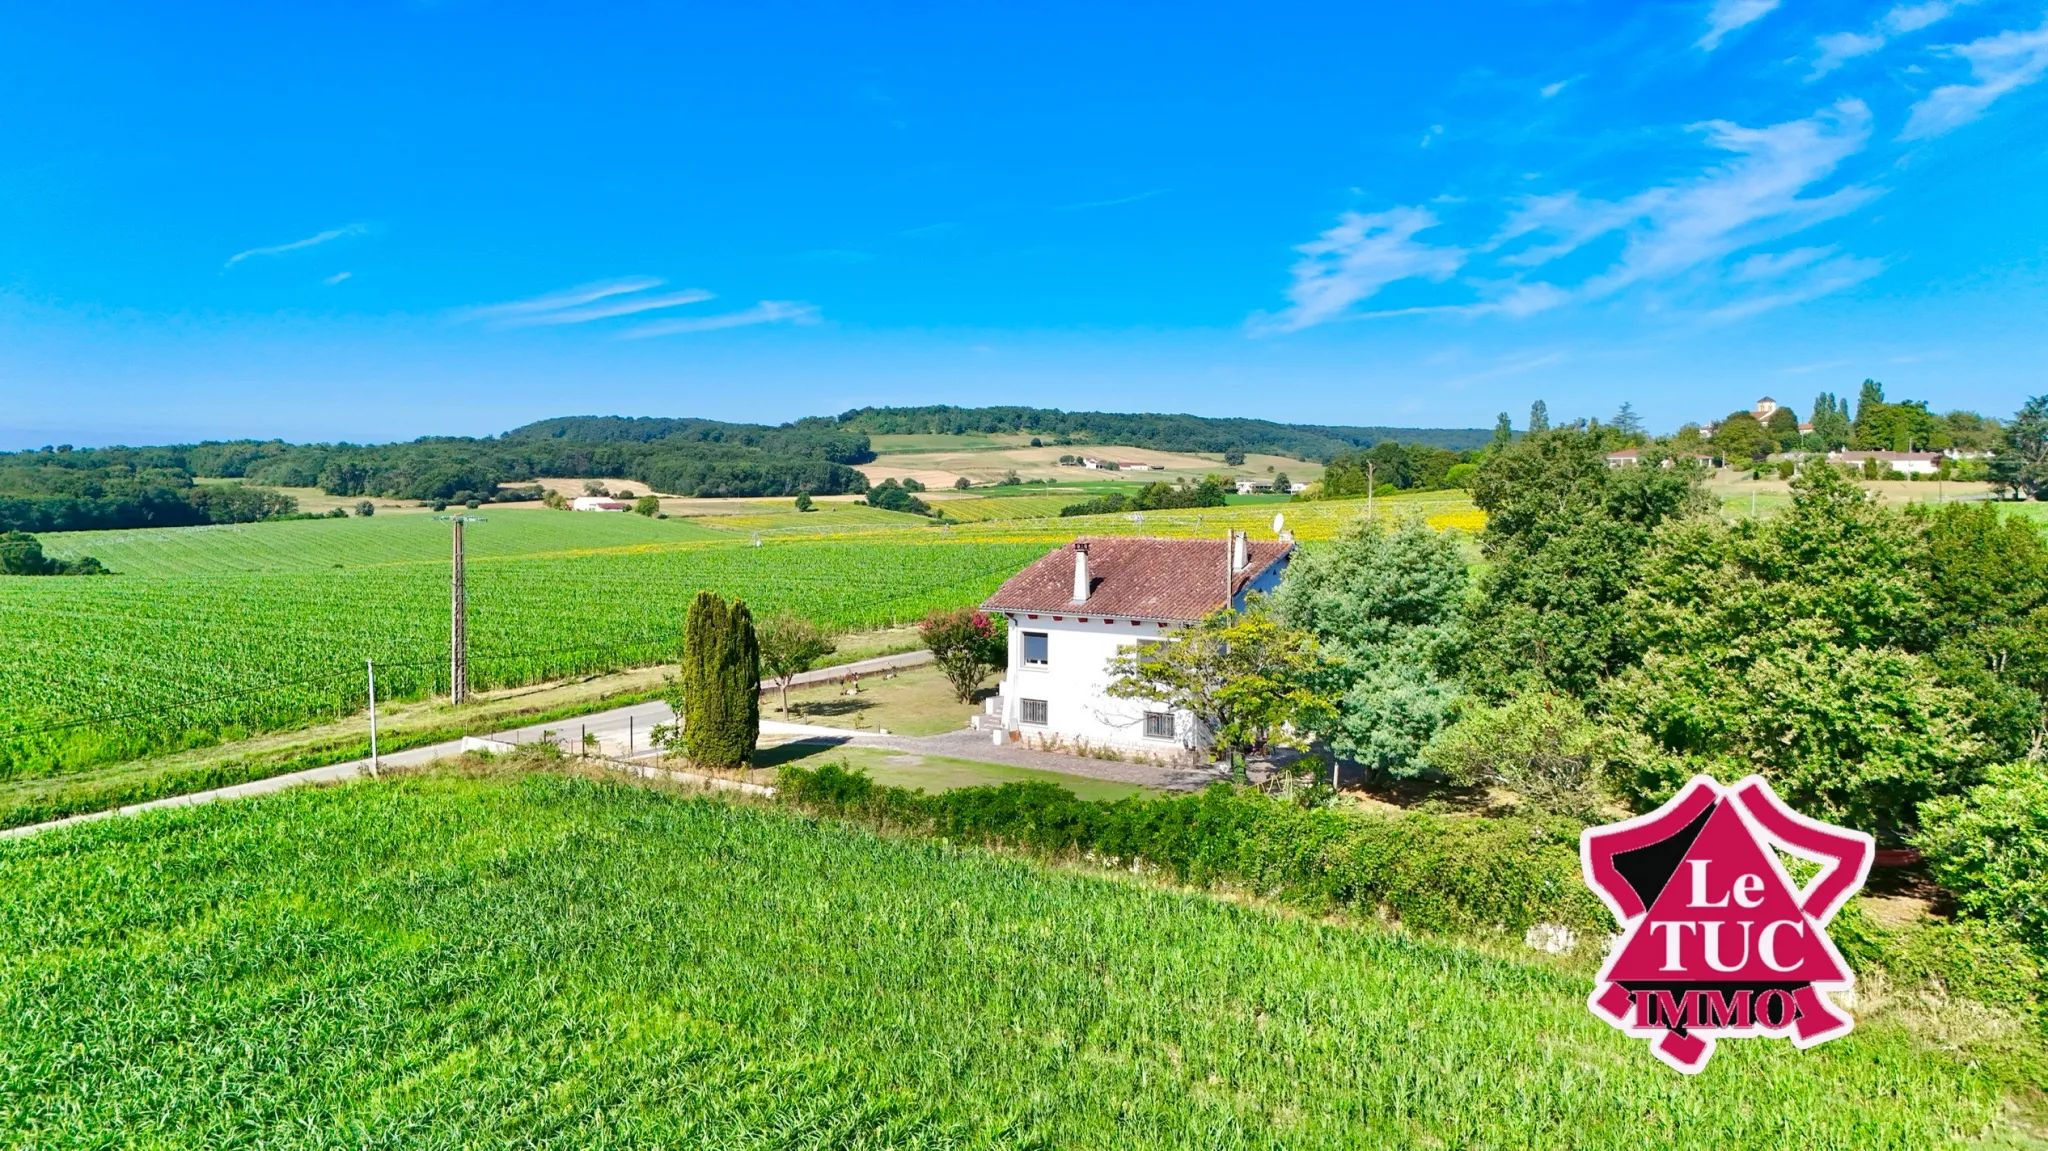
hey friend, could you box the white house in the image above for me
[570,496,632,512]
[1828,450,1943,476]
[1234,478,1272,494]
[980,534,1293,760]
[1606,448,1642,468]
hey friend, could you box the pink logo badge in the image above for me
[1581,775,1874,1073]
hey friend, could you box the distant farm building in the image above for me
[1829,450,1943,476]
[570,496,632,512]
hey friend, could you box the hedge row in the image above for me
[776,763,1606,940]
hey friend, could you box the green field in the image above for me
[1,531,1042,775]
[0,769,2014,1148]
[39,508,729,576]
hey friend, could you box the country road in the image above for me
[4,648,1217,842]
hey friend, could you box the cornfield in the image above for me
[0,771,2005,1148]
[0,536,1042,777]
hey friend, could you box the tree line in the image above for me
[1109,406,2048,963]
[834,405,1493,459]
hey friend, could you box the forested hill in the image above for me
[0,406,1488,534]
[833,406,1493,456]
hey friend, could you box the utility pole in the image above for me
[439,515,484,704]
[1366,460,1377,522]
[451,517,467,703]
[367,659,379,777]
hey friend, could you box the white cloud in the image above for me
[1901,19,2048,140]
[1698,0,1780,50]
[1708,249,1886,319]
[500,288,714,328]
[1810,31,1887,78]
[322,272,352,286]
[1808,1,1973,79]
[456,276,666,324]
[1495,100,1879,309]
[1885,1,1967,35]
[620,300,820,339]
[1254,207,1468,333]
[224,223,369,268]
[1539,77,1578,99]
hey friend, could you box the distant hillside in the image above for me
[833,406,1489,460]
[0,406,1489,533]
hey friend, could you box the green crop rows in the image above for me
[1,530,1044,776]
[0,771,2008,1148]
[37,508,731,576]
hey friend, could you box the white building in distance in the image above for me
[570,496,632,512]
[981,535,1293,761]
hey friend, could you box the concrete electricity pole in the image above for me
[440,515,484,703]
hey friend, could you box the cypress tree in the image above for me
[679,590,759,767]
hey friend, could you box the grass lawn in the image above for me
[0,768,2023,1148]
[767,662,982,736]
[756,740,1154,801]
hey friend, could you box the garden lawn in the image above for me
[0,769,2018,1149]
[754,741,1154,801]
[771,662,983,736]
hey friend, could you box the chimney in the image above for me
[1071,541,1091,604]
[1232,530,1248,574]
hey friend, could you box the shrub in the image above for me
[634,495,661,517]
[952,477,970,490]
[921,608,1006,702]
[794,492,814,511]
[355,500,375,517]
[776,765,1606,939]
[1424,692,1640,816]
[674,590,759,767]
[1915,762,2048,954]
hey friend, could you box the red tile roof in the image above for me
[980,536,1293,622]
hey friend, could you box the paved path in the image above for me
[1,647,1226,841]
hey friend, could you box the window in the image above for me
[1022,632,1049,666]
[1143,711,1174,740]
[1020,698,1049,725]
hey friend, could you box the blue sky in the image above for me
[2,0,2045,447]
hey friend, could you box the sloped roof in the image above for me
[981,536,1292,622]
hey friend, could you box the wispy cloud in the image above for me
[1698,0,1780,51]
[458,276,663,321]
[1900,18,2048,139]
[1809,1,1973,79]
[1539,76,1580,99]
[1056,189,1168,211]
[454,276,720,328]
[506,288,715,328]
[1253,207,1468,333]
[322,271,352,286]
[224,223,369,268]
[1495,99,1879,306]
[620,300,820,339]
[1260,101,1883,331]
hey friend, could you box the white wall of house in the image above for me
[996,616,1188,756]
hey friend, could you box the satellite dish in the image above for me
[1272,513,1285,535]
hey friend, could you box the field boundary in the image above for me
[1,650,931,838]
